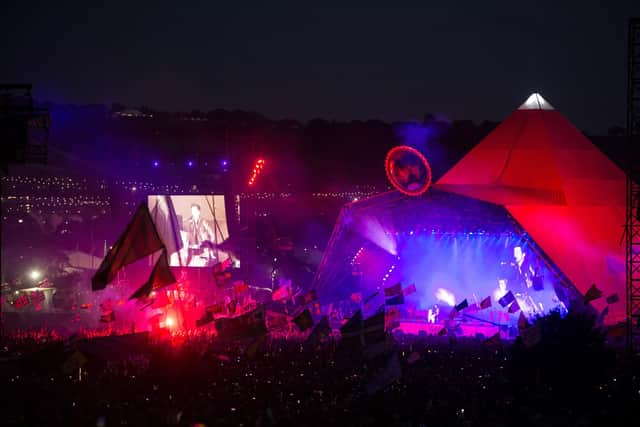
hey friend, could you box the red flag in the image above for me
[129,250,176,300]
[479,296,492,309]
[402,283,417,296]
[508,300,521,313]
[384,283,402,297]
[92,203,164,290]
[583,283,603,304]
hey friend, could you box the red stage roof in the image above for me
[436,93,625,324]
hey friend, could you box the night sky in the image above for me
[2,1,639,132]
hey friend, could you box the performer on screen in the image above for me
[510,245,536,294]
[184,203,216,266]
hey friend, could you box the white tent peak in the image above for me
[518,93,554,110]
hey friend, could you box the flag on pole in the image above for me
[305,315,332,349]
[92,203,164,290]
[480,296,492,309]
[605,293,619,304]
[482,332,502,349]
[215,306,267,340]
[365,352,402,395]
[402,283,417,296]
[583,283,603,304]
[498,291,515,308]
[508,300,521,313]
[454,299,469,312]
[385,294,405,306]
[150,196,183,265]
[363,291,380,305]
[340,309,386,350]
[196,310,214,327]
[129,250,176,300]
[384,283,402,297]
[293,309,314,331]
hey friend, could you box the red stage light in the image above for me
[247,158,266,188]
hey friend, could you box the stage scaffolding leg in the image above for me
[626,18,640,354]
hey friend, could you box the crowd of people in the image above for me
[1,310,638,426]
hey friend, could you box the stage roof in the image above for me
[435,93,626,324]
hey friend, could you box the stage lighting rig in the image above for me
[248,158,265,187]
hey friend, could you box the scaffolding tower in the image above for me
[626,18,640,353]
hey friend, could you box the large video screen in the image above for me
[148,195,230,267]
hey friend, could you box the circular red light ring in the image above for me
[384,145,432,196]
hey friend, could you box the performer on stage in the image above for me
[183,203,216,267]
[510,246,536,293]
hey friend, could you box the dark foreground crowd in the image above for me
[1,312,639,427]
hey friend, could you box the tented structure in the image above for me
[435,93,626,324]
[312,190,539,301]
